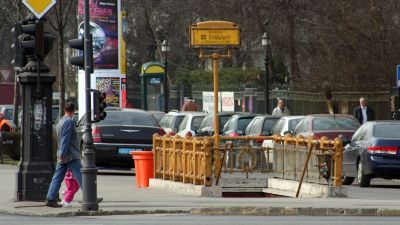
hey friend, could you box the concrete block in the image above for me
[267,207,284,216]
[326,208,345,216]
[149,179,221,197]
[298,207,312,215]
[213,207,226,215]
[343,208,359,216]
[379,209,400,216]
[359,208,378,216]
[327,186,347,197]
[284,207,299,215]
[225,207,241,215]
[242,207,257,215]
[311,208,327,216]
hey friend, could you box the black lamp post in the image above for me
[161,39,170,113]
[262,31,271,114]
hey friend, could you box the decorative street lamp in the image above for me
[161,39,170,113]
[262,31,271,114]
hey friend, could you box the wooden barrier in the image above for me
[153,134,343,187]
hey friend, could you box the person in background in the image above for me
[181,97,199,111]
[0,113,12,132]
[271,99,290,116]
[353,97,375,124]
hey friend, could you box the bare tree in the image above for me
[48,0,77,117]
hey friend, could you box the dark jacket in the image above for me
[353,106,375,124]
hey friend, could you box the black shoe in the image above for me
[45,200,62,208]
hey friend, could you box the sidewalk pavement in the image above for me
[1,164,400,217]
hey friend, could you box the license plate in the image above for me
[118,148,142,155]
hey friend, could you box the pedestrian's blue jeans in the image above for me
[46,159,82,201]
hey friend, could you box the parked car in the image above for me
[77,108,165,168]
[343,121,400,187]
[293,114,360,144]
[262,116,304,169]
[244,115,280,169]
[195,112,236,137]
[263,116,305,148]
[221,113,257,137]
[0,105,14,120]
[176,112,207,137]
[221,113,256,168]
[149,110,166,123]
[158,111,192,136]
[245,115,281,142]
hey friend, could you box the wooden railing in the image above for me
[153,134,212,186]
[153,134,343,188]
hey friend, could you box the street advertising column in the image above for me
[78,0,126,119]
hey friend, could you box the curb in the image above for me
[0,209,190,217]
[190,207,400,216]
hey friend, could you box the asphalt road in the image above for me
[346,178,400,200]
[1,214,400,225]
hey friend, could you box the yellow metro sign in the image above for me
[22,0,57,19]
[189,21,240,48]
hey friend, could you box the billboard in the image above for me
[78,0,119,70]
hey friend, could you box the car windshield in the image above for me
[220,116,231,128]
[373,124,400,138]
[288,119,302,131]
[4,108,13,120]
[191,116,205,130]
[312,117,359,130]
[262,118,279,132]
[238,117,254,131]
[98,111,158,126]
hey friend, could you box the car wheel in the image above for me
[342,176,354,185]
[357,160,371,187]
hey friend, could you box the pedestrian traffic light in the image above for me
[11,23,25,69]
[93,91,107,122]
[68,34,93,73]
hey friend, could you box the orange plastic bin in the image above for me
[130,151,154,188]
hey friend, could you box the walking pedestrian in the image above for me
[45,102,82,208]
[271,99,290,116]
[353,97,375,124]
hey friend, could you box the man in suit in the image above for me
[353,97,375,124]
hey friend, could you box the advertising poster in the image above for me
[202,92,234,112]
[78,0,119,69]
[96,77,120,107]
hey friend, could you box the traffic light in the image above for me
[11,23,25,69]
[93,91,107,122]
[16,15,54,72]
[68,34,93,73]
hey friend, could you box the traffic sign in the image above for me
[22,0,57,19]
[397,65,400,87]
[189,21,240,48]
